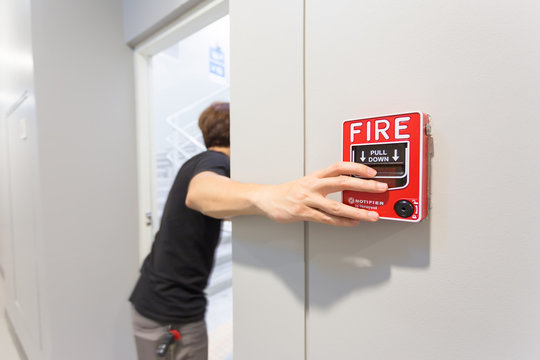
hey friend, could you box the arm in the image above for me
[185,161,388,226]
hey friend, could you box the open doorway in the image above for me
[134,3,232,359]
[151,15,232,360]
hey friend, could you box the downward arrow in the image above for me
[360,151,366,162]
[392,149,399,161]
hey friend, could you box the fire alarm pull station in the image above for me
[342,112,431,222]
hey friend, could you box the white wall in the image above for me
[31,0,139,358]
[230,0,306,359]
[305,1,540,359]
[1,0,140,359]
[229,0,540,359]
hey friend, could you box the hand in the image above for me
[255,162,388,226]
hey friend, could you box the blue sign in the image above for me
[209,46,225,78]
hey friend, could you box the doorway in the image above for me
[134,2,232,359]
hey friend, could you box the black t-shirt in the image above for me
[130,150,230,324]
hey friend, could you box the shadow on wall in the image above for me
[232,215,430,309]
[308,218,430,308]
[233,135,434,308]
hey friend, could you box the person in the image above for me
[129,102,388,360]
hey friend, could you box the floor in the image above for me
[0,274,22,360]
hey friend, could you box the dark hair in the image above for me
[198,102,230,148]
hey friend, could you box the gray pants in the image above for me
[131,306,208,360]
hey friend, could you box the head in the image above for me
[198,102,230,149]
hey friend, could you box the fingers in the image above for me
[311,161,377,179]
[264,162,386,226]
[314,175,387,195]
[305,196,380,223]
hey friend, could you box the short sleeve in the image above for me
[193,151,230,179]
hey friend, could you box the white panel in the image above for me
[31,0,139,359]
[230,0,305,359]
[5,95,42,357]
[306,0,540,359]
[0,0,43,358]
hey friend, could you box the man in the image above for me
[130,102,388,360]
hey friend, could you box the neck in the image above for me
[208,146,230,157]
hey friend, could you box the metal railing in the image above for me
[164,86,230,171]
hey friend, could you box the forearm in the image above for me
[186,162,389,225]
[185,172,270,219]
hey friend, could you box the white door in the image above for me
[4,91,42,355]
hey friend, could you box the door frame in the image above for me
[133,0,228,261]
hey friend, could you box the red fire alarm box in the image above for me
[342,112,431,222]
